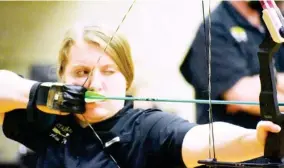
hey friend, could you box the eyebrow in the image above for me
[70,63,117,69]
[70,64,90,69]
[100,63,117,68]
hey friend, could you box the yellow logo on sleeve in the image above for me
[49,123,73,144]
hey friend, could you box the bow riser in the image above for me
[258,32,284,165]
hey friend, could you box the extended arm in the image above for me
[181,121,280,168]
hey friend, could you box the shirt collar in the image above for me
[222,1,266,34]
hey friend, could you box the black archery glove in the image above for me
[58,84,87,113]
[27,82,87,122]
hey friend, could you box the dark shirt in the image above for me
[2,100,196,168]
[180,1,284,129]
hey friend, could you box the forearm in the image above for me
[277,73,284,93]
[182,122,263,167]
[237,91,284,115]
[0,70,37,112]
[224,75,284,116]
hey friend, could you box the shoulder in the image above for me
[118,108,197,135]
[117,109,197,167]
[196,2,237,38]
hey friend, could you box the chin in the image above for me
[77,108,111,123]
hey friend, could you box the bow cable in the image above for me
[202,0,216,161]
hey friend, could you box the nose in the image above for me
[85,70,103,92]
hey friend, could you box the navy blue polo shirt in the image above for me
[2,100,196,168]
[180,1,284,129]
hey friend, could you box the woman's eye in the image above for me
[76,70,89,77]
[103,69,115,75]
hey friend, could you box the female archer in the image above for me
[0,25,280,168]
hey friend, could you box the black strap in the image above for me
[36,85,50,106]
[26,82,42,122]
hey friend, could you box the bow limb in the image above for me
[261,0,284,43]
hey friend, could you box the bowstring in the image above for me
[202,0,216,161]
[80,0,137,127]
[78,0,137,167]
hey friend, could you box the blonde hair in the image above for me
[57,25,134,90]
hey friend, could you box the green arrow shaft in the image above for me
[85,95,284,106]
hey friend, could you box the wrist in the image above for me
[22,79,38,101]
[241,129,264,157]
[11,77,37,109]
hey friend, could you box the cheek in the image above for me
[62,73,86,85]
[106,77,126,111]
[105,74,127,96]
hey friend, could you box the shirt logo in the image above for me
[230,26,248,42]
[49,123,73,144]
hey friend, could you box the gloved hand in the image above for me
[49,84,87,113]
[27,82,87,121]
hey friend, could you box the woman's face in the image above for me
[63,41,127,124]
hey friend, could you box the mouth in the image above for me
[85,102,105,109]
[85,91,106,103]
[85,98,105,103]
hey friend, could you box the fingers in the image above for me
[256,121,281,146]
[257,120,281,133]
[60,85,86,113]
[37,105,70,115]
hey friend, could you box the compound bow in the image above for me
[198,0,284,167]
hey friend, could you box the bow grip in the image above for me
[258,31,284,163]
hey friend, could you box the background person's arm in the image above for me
[276,73,284,93]
[180,21,255,114]
[223,74,284,115]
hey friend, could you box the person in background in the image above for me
[180,0,284,129]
